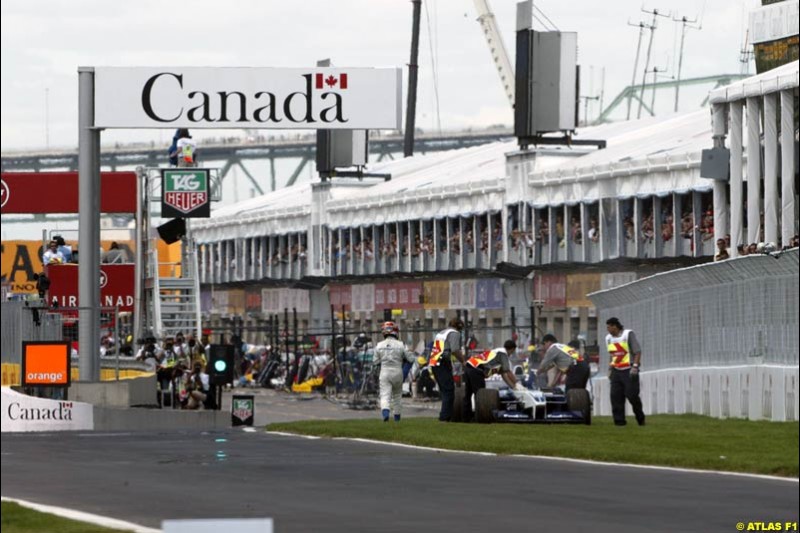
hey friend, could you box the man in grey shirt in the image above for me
[429,318,465,422]
[605,317,645,426]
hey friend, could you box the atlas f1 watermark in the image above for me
[736,522,798,531]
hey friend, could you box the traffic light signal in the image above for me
[208,344,235,385]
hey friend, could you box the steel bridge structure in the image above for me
[1,129,513,196]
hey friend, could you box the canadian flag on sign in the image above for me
[316,73,348,90]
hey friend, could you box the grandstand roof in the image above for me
[192,108,716,241]
[523,109,713,206]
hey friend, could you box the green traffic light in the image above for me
[215,360,227,372]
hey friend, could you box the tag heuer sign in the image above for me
[231,395,255,427]
[161,169,210,218]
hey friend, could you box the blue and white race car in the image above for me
[457,378,592,425]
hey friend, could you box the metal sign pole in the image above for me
[78,67,101,382]
[115,306,120,381]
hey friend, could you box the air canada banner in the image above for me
[94,67,402,130]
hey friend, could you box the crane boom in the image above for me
[473,0,515,108]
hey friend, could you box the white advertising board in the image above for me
[94,67,402,130]
[2,387,94,432]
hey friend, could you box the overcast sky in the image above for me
[1,0,757,151]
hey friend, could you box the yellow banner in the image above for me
[1,240,45,293]
[566,273,601,307]
[1,239,156,294]
[423,281,450,309]
[227,288,246,314]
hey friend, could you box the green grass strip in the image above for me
[0,502,131,533]
[268,414,799,478]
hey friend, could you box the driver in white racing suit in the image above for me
[374,321,416,422]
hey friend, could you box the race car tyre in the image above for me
[452,385,465,423]
[567,388,592,425]
[475,388,500,424]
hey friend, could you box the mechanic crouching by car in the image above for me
[428,318,465,422]
[463,340,522,423]
[537,334,590,392]
[374,321,416,422]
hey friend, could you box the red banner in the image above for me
[1,172,137,214]
[45,264,135,311]
[533,273,567,308]
[374,281,423,310]
[328,284,352,311]
[245,287,262,314]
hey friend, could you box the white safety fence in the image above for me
[589,249,799,421]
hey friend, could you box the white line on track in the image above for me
[264,431,799,482]
[1,496,161,533]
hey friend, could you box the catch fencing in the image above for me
[589,249,799,421]
[1,301,144,385]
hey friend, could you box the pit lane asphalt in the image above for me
[2,393,798,533]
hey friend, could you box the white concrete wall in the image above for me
[591,365,799,422]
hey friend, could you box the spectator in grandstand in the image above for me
[449,230,461,254]
[680,213,694,239]
[605,317,645,426]
[700,210,714,241]
[555,215,565,247]
[571,216,582,244]
[587,218,599,243]
[103,242,128,264]
[623,217,635,241]
[185,361,210,409]
[641,213,655,243]
[661,214,674,242]
[429,318,465,422]
[539,219,550,244]
[53,236,73,263]
[374,321,416,422]
[747,243,758,255]
[714,238,730,261]
[463,340,521,423]
[536,336,590,392]
[42,240,65,265]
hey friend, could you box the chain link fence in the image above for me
[589,249,799,421]
[590,249,799,370]
[1,301,143,385]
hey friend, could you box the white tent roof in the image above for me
[523,110,713,206]
[709,61,799,104]
[194,108,716,239]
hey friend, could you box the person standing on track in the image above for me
[373,321,416,422]
[605,317,645,426]
[428,318,465,422]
